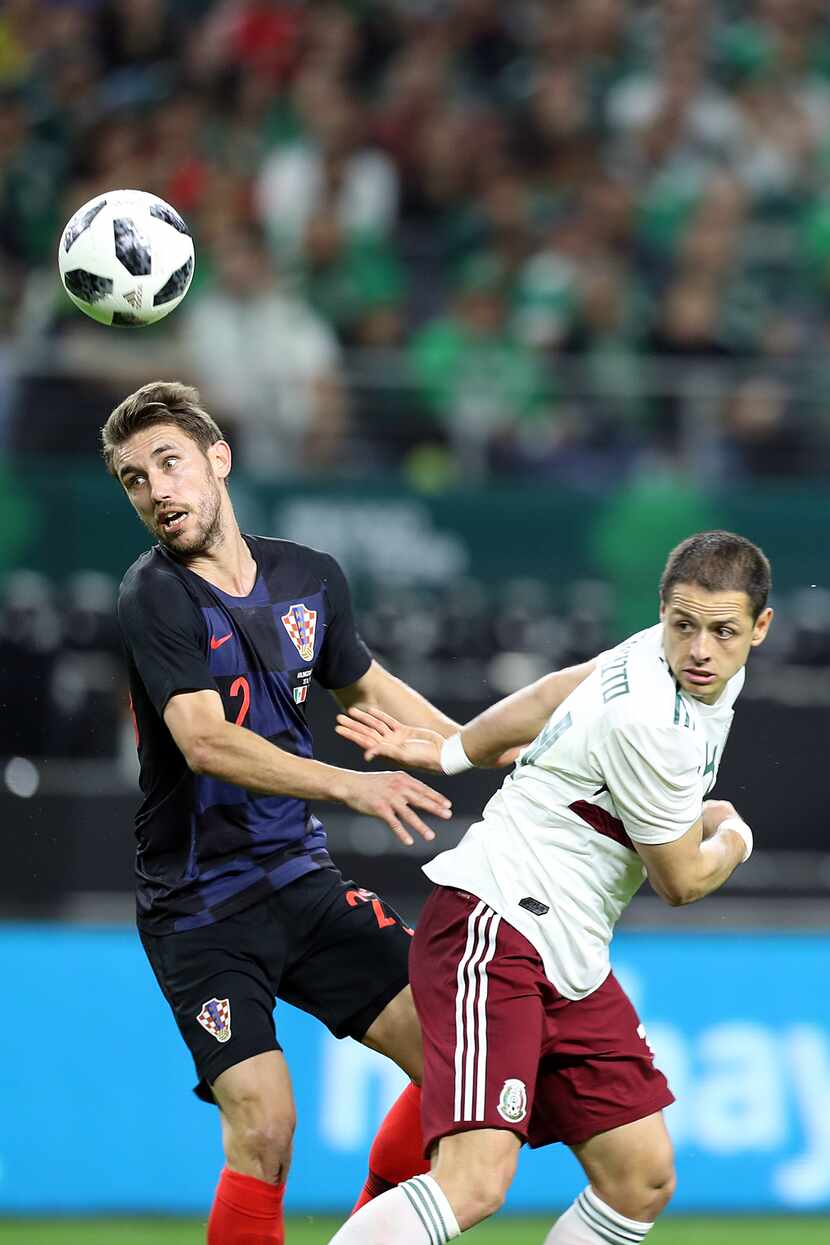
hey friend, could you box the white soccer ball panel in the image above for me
[58,190,195,327]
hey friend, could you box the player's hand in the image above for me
[340,768,452,847]
[336,706,445,773]
[701,799,738,840]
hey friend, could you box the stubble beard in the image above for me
[151,483,225,559]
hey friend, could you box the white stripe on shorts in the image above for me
[453,899,501,1122]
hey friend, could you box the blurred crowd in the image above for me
[3,0,830,481]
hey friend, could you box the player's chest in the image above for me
[695,714,734,795]
[202,589,327,704]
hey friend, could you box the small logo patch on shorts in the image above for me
[197,997,232,1043]
[497,1078,528,1123]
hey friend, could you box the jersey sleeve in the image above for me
[117,570,218,715]
[600,720,701,845]
[314,554,373,690]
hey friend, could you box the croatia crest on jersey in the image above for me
[281,603,317,662]
[196,997,231,1043]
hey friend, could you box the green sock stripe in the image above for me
[577,1192,647,1244]
[401,1180,440,1245]
[412,1175,455,1239]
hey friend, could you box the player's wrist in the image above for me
[718,814,753,863]
[440,732,474,775]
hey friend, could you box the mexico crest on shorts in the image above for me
[497,1078,527,1123]
[197,997,232,1043]
[281,603,317,662]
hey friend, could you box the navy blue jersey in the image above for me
[117,535,372,934]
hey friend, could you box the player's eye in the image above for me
[162,456,178,469]
[717,628,736,639]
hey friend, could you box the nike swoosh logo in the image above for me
[210,633,232,650]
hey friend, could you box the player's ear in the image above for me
[208,440,232,480]
[750,605,773,647]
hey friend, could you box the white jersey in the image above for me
[424,624,744,1000]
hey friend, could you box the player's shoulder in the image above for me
[599,625,681,732]
[246,534,345,582]
[117,547,193,615]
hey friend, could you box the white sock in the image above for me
[328,1173,461,1244]
[544,1186,654,1244]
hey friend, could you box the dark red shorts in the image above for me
[409,886,674,1154]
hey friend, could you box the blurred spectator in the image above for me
[409,254,558,475]
[298,207,406,346]
[257,78,398,252]
[720,374,805,478]
[0,87,65,266]
[182,222,348,475]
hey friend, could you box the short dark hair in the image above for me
[660,530,772,619]
[101,381,224,475]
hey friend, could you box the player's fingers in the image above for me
[405,776,452,810]
[379,805,414,847]
[347,706,394,735]
[336,713,383,740]
[355,705,401,730]
[336,721,381,750]
[395,800,436,843]
[404,787,452,819]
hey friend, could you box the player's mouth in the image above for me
[157,509,189,534]
[683,668,717,686]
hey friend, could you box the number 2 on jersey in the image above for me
[230,676,251,727]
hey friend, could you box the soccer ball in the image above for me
[58,189,195,327]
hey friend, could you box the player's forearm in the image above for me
[354,666,460,737]
[461,660,596,767]
[653,826,747,906]
[189,718,359,805]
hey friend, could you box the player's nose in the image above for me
[149,474,171,504]
[689,633,711,662]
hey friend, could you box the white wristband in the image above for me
[719,815,753,863]
[440,732,474,776]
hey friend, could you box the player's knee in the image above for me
[233,1116,295,1179]
[595,1156,676,1223]
[225,1104,296,1179]
[646,1161,677,1218]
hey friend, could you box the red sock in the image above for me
[207,1166,285,1244]
[351,1082,430,1214]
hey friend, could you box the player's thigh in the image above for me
[409,886,549,1157]
[362,983,423,1082]
[140,902,283,1104]
[277,869,413,1051]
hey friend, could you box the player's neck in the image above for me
[181,522,257,597]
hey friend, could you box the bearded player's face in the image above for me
[114,423,226,558]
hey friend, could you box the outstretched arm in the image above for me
[333,659,460,737]
[164,688,451,846]
[459,659,597,766]
[336,658,597,772]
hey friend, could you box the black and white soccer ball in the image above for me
[58,189,195,326]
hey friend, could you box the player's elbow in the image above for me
[182,730,220,775]
[651,876,698,907]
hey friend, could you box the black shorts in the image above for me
[140,866,412,1103]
